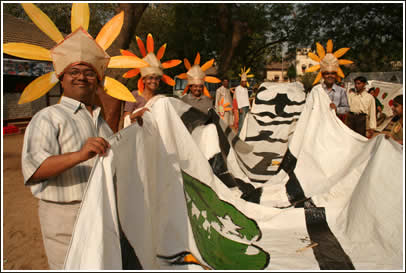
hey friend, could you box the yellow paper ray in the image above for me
[123,68,140,78]
[146,33,154,53]
[161,74,175,86]
[177,73,188,79]
[108,56,148,68]
[316,42,325,59]
[204,76,221,83]
[201,59,214,71]
[326,39,333,53]
[21,3,64,44]
[247,74,254,78]
[161,59,182,69]
[156,44,167,60]
[308,52,321,62]
[3,43,51,61]
[18,71,59,104]
[95,11,124,51]
[333,48,350,58]
[337,66,345,78]
[104,76,136,102]
[71,3,89,33]
[305,64,320,73]
[246,67,251,74]
[194,52,201,65]
[338,59,354,65]
[136,36,147,57]
[184,58,191,70]
[312,71,322,85]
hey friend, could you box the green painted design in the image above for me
[182,171,270,270]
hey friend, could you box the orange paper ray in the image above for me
[308,52,321,62]
[156,44,167,60]
[201,59,214,72]
[120,49,136,56]
[334,48,350,58]
[136,36,147,57]
[182,85,190,95]
[137,78,144,94]
[305,64,320,73]
[337,66,345,78]
[338,59,353,65]
[203,86,211,98]
[184,58,191,70]
[316,42,325,59]
[123,68,140,78]
[312,71,323,85]
[162,59,182,69]
[161,74,175,86]
[204,76,221,83]
[95,11,124,51]
[146,33,154,53]
[326,39,333,53]
[177,73,188,80]
[194,52,201,65]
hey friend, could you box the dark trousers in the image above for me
[346,112,367,136]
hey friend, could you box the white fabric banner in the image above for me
[65,82,403,270]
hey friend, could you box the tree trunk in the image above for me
[97,3,148,133]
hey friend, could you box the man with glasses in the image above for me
[320,70,350,116]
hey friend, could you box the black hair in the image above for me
[393,95,403,106]
[354,76,367,83]
[368,87,375,93]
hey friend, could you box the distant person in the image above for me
[368,87,386,126]
[215,77,233,127]
[179,53,220,115]
[123,34,181,128]
[304,39,353,122]
[347,76,376,137]
[235,67,254,135]
[385,95,403,145]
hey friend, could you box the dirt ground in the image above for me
[2,133,49,270]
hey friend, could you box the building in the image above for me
[295,47,319,76]
[3,13,61,124]
[265,62,288,82]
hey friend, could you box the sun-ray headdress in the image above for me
[3,3,148,104]
[177,52,221,98]
[217,97,232,120]
[305,39,353,85]
[239,66,254,87]
[119,33,182,95]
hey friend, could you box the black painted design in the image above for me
[235,151,280,180]
[245,130,288,143]
[304,204,355,270]
[180,107,210,132]
[255,93,305,118]
[253,116,299,127]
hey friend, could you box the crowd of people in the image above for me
[4,3,403,270]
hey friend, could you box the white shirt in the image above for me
[235,85,250,109]
[347,90,377,130]
[22,96,113,202]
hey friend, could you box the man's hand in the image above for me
[366,129,375,138]
[330,102,337,111]
[130,108,149,126]
[79,137,111,162]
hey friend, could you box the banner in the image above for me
[65,82,403,270]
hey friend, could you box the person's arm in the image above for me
[30,137,110,181]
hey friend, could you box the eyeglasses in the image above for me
[322,72,337,76]
[67,69,97,79]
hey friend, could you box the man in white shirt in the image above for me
[347,76,376,137]
[235,79,250,135]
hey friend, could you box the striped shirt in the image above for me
[22,96,113,202]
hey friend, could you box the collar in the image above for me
[60,96,101,116]
[322,82,339,92]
